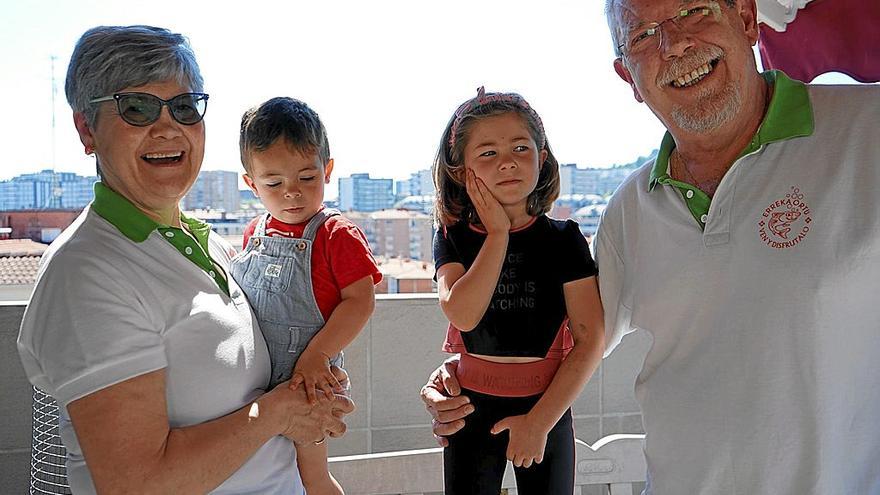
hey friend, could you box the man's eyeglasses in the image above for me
[89,92,209,126]
[617,2,721,57]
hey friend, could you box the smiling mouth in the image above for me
[142,151,184,165]
[670,57,721,88]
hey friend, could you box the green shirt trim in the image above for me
[92,182,159,242]
[91,182,229,295]
[647,70,815,227]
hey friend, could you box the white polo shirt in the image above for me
[596,72,880,494]
[17,183,302,495]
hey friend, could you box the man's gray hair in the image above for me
[65,25,204,126]
[606,0,624,58]
[606,0,738,58]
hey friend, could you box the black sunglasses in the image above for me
[89,92,209,126]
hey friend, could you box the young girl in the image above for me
[432,87,605,494]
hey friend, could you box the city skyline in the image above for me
[2,0,673,202]
[0,154,650,207]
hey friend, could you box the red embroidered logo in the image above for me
[758,186,812,249]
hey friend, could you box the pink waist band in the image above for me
[456,353,562,398]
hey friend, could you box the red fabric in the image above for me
[242,214,382,321]
[758,0,880,83]
[456,352,562,397]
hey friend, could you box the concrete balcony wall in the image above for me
[0,303,31,494]
[0,296,651,493]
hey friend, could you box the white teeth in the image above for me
[144,152,183,159]
[690,63,710,80]
[672,62,714,88]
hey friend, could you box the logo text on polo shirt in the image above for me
[757,186,812,249]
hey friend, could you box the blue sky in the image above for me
[0,1,856,198]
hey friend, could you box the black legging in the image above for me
[443,389,575,495]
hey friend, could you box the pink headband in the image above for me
[448,86,546,151]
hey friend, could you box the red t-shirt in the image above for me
[242,211,382,321]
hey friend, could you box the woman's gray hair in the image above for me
[65,25,204,126]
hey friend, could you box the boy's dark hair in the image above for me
[239,97,330,172]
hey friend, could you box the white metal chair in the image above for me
[30,388,71,494]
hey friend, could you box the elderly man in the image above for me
[423,0,880,493]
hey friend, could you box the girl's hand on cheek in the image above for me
[465,169,510,234]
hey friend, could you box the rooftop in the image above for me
[0,256,41,285]
[366,209,432,220]
[376,257,434,280]
[0,240,46,286]
[0,239,48,257]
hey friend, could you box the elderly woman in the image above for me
[17,25,353,494]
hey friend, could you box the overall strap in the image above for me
[302,208,341,241]
[254,212,271,237]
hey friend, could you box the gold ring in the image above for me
[314,436,326,445]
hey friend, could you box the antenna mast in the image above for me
[45,55,63,209]
[51,55,57,171]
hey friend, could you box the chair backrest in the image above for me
[31,388,71,494]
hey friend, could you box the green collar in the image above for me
[180,214,213,246]
[649,70,815,190]
[91,182,210,245]
[91,182,228,295]
[91,182,160,242]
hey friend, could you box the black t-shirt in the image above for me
[433,215,598,357]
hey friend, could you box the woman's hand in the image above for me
[329,364,351,395]
[491,413,550,468]
[465,169,510,234]
[66,367,354,494]
[268,378,355,445]
[291,349,344,404]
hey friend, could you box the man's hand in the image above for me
[420,357,474,447]
[272,381,355,445]
[291,349,344,404]
[491,414,549,468]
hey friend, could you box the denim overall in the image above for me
[230,208,344,390]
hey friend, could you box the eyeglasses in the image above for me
[617,2,721,57]
[89,92,209,126]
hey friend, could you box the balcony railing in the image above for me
[28,386,645,495]
[328,435,645,495]
[1,296,651,494]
